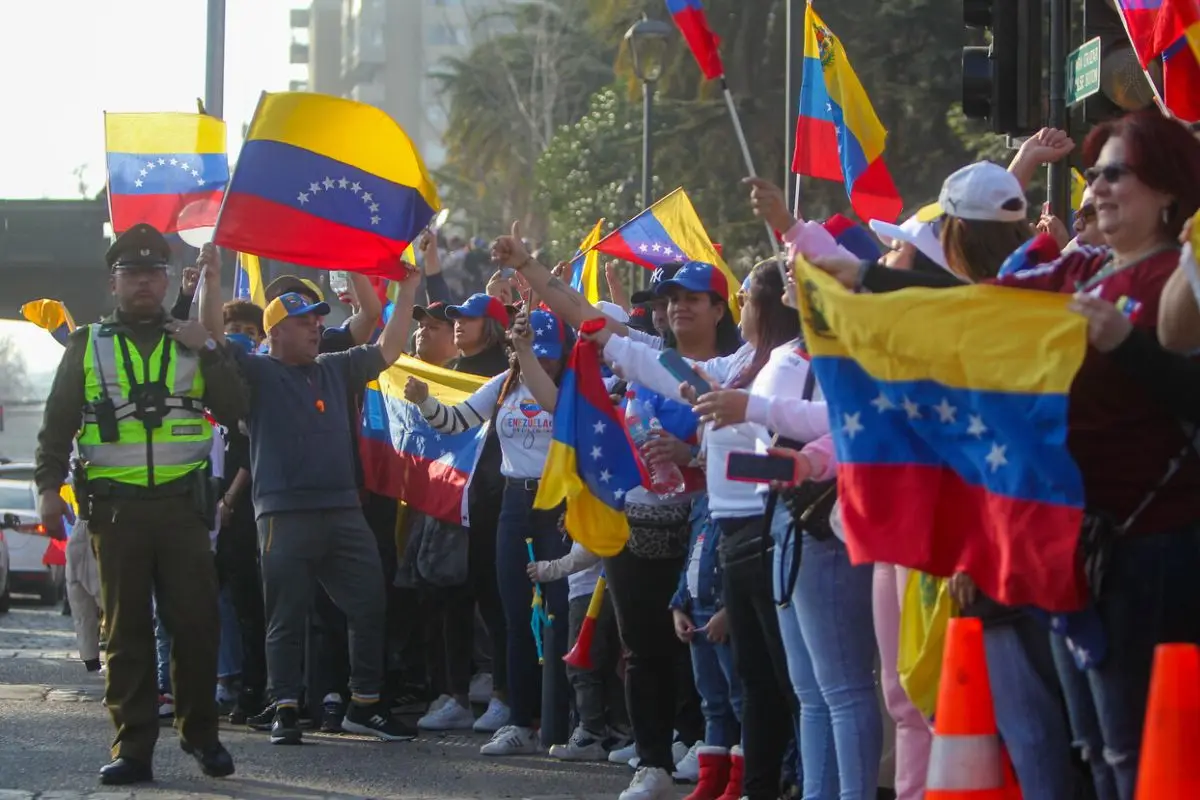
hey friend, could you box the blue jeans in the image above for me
[154,598,172,694]
[1051,524,1200,800]
[217,584,243,680]
[984,617,1075,800]
[773,511,881,800]
[495,483,570,729]
[690,606,742,749]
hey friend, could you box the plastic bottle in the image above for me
[625,393,686,499]
[328,270,350,296]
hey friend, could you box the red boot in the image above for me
[683,747,731,800]
[716,745,744,800]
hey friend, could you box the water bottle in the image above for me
[329,270,350,296]
[626,393,686,499]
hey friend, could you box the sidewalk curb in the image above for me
[0,683,103,702]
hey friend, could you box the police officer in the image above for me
[34,224,248,785]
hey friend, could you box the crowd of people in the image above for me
[38,107,1200,800]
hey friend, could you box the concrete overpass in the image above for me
[0,198,347,327]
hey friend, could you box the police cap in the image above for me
[106,224,172,271]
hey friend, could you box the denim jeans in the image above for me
[495,483,570,729]
[154,598,171,694]
[773,510,881,800]
[984,616,1076,800]
[217,584,243,680]
[690,606,742,749]
[1051,524,1200,800]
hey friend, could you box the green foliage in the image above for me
[436,0,1020,255]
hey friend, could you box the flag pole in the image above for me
[719,77,789,283]
[1110,2,1169,114]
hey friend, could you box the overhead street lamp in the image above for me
[624,15,673,289]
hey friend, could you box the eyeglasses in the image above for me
[735,292,747,309]
[1073,205,1097,231]
[1084,163,1131,185]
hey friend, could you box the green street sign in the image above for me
[1067,37,1102,107]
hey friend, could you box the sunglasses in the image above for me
[1083,163,1131,185]
[1073,205,1097,231]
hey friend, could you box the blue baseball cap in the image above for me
[264,292,332,333]
[824,214,882,262]
[655,261,730,302]
[630,262,685,304]
[446,293,510,327]
[530,310,567,360]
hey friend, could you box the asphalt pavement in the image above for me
[0,600,679,799]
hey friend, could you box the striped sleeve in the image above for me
[417,372,507,434]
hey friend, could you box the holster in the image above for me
[192,467,220,530]
[71,459,92,521]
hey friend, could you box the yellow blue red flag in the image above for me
[215,92,440,278]
[535,319,648,556]
[569,220,605,305]
[360,356,489,525]
[792,6,902,223]
[21,299,76,346]
[233,253,266,307]
[795,257,1089,612]
[104,112,228,235]
[593,188,739,321]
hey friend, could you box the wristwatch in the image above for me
[203,337,218,351]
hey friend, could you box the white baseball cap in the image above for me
[594,300,629,324]
[938,161,1028,223]
[868,214,950,271]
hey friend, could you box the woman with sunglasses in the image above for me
[813,109,1200,800]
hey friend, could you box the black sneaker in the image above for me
[246,703,276,731]
[341,701,417,741]
[270,706,303,745]
[320,699,345,733]
[390,687,427,715]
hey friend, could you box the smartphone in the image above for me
[499,267,517,280]
[726,452,798,484]
[658,349,712,397]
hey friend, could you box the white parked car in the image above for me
[0,479,63,605]
[0,522,10,613]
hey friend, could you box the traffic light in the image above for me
[1081,0,1159,125]
[962,0,1043,135]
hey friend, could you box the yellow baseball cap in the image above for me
[263,292,332,333]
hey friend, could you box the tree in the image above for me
[0,337,32,403]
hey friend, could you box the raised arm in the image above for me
[197,243,225,343]
[376,266,419,366]
[345,272,384,347]
[510,308,560,413]
[408,372,506,435]
[492,222,629,336]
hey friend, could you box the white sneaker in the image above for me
[548,725,607,761]
[618,766,675,800]
[479,724,540,756]
[672,739,690,766]
[672,741,703,782]
[417,698,475,731]
[425,693,452,714]
[468,672,493,704]
[608,740,638,764]
[472,697,511,733]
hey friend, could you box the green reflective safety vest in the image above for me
[78,323,211,487]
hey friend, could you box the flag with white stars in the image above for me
[360,355,489,526]
[593,188,741,323]
[214,91,440,278]
[795,257,1091,612]
[534,319,649,557]
[104,112,229,235]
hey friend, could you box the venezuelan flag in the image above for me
[795,258,1089,612]
[233,253,266,307]
[593,188,740,321]
[535,319,647,556]
[569,220,605,305]
[21,299,76,346]
[215,92,440,278]
[360,356,489,525]
[666,0,724,80]
[104,112,228,235]
[1163,33,1200,121]
[792,6,902,224]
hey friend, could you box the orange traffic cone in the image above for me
[1135,643,1200,799]
[926,617,1021,799]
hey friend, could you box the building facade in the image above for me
[290,0,501,169]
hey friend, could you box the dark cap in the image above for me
[265,275,325,303]
[414,302,452,323]
[630,262,684,304]
[627,302,657,335]
[106,224,171,270]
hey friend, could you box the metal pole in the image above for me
[642,79,655,289]
[785,0,796,200]
[205,0,227,119]
[1046,0,1070,220]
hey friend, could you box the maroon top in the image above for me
[993,245,1200,535]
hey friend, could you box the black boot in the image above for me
[181,740,235,778]
[99,756,153,785]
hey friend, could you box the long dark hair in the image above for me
[729,262,801,390]
[497,327,576,403]
[659,293,742,357]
